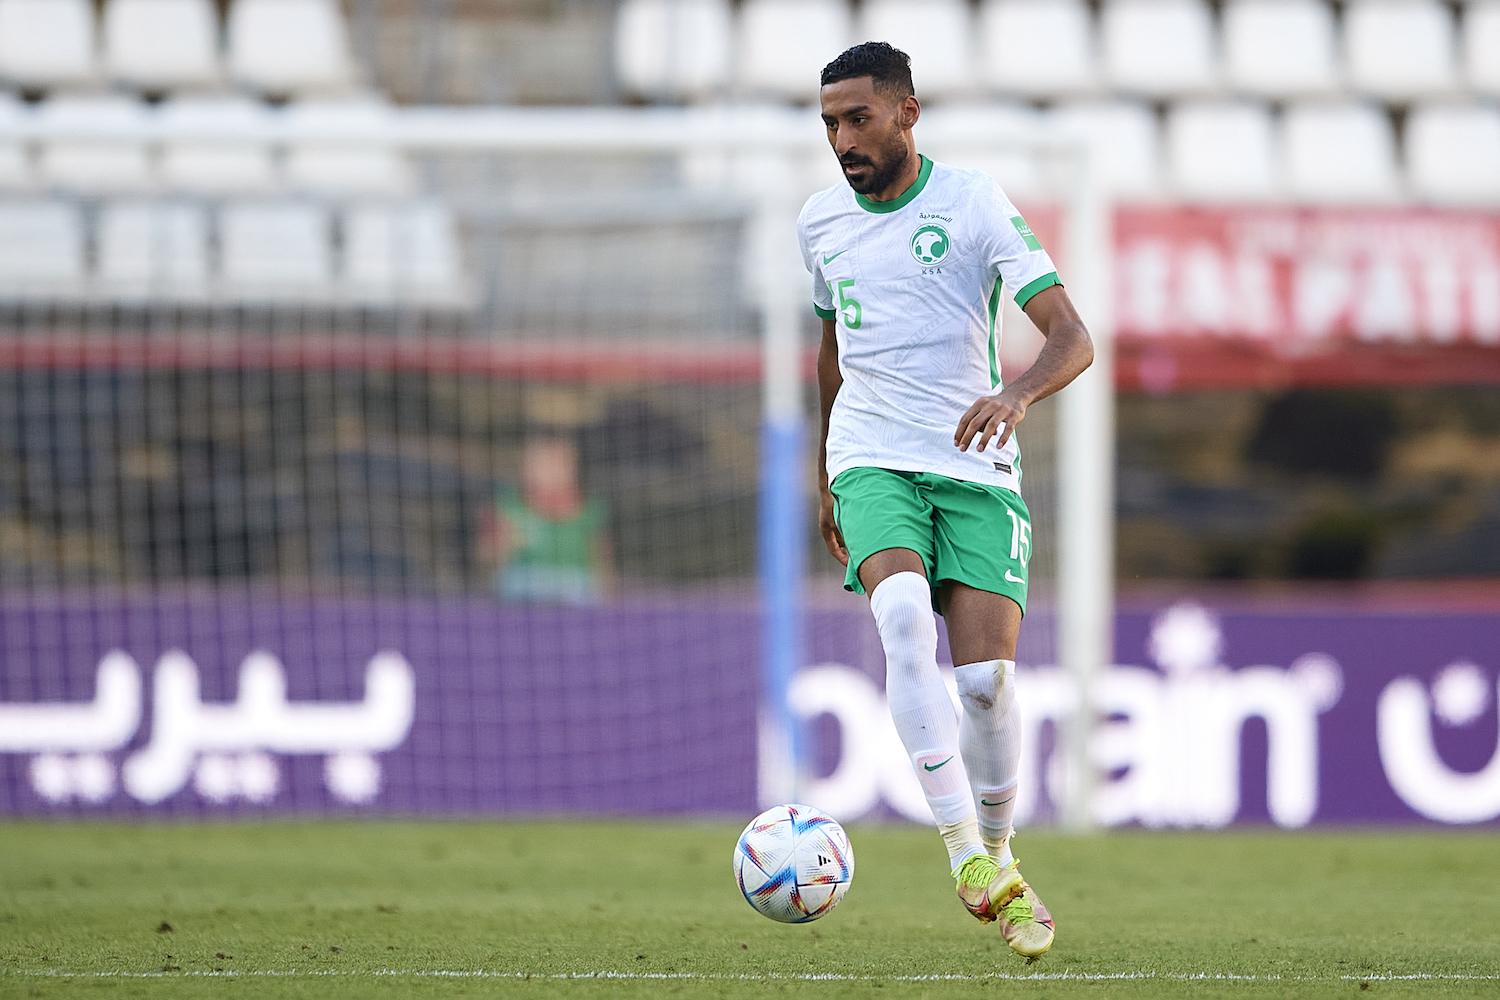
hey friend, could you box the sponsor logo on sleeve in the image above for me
[1010,216,1042,252]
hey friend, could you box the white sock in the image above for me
[954,658,1022,866]
[870,571,982,869]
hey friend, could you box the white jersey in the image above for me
[799,155,1060,494]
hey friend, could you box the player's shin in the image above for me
[870,572,983,867]
[955,658,1022,865]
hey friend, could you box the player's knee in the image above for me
[868,571,934,644]
[955,659,1013,713]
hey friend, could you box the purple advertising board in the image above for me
[0,593,1497,826]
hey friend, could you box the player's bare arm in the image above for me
[954,284,1094,454]
[817,316,849,566]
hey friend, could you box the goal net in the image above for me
[0,108,1107,825]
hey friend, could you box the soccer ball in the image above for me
[733,803,854,923]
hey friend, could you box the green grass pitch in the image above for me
[1,820,1497,998]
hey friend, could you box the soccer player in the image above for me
[800,42,1094,959]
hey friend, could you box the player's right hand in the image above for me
[819,490,849,566]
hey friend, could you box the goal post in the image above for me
[1056,145,1116,832]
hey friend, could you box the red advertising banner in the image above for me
[1114,207,1500,392]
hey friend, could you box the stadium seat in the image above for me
[219,202,332,297]
[1466,1,1500,95]
[103,0,220,90]
[343,202,464,304]
[227,0,356,95]
[283,96,413,195]
[737,0,852,101]
[36,95,153,192]
[1344,0,1457,99]
[1164,100,1277,199]
[0,200,84,295]
[1100,0,1216,96]
[96,201,210,299]
[614,0,732,102]
[920,102,1048,198]
[859,0,974,98]
[679,106,845,200]
[1050,100,1161,195]
[1282,101,1400,201]
[977,0,1094,97]
[158,95,276,194]
[0,92,31,188]
[1221,0,1339,97]
[1406,102,1500,204]
[0,0,96,87]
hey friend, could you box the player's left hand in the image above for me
[954,390,1026,453]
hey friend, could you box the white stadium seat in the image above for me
[1101,0,1216,96]
[227,0,356,94]
[679,102,845,200]
[859,0,973,98]
[1283,101,1400,202]
[1466,1,1500,95]
[96,201,210,299]
[977,0,1094,97]
[0,0,95,87]
[1406,103,1500,204]
[920,102,1047,198]
[158,95,276,194]
[343,202,464,304]
[614,0,732,101]
[1222,0,1339,97]
[220,202,332,297]
[283,96,413,195]
[737,0,852,101]
[103,0,220,90]
[0,201,84,295]
[1165,100,1277,199]
[1344,0,1457,99]
[1051,100,1161,196]
[0,91,31,188]
[36,96,153,192]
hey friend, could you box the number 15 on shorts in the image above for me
[1006,508,1031,583]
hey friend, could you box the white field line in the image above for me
[8,969,1500,983]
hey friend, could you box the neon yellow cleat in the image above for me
[998,877,1055,959]
[952,853,1024,924]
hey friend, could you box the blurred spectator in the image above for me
[482,431,613,603]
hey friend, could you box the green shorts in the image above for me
[829,466,1031,615]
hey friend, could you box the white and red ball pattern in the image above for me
[733,803,854,923]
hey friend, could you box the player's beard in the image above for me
[840,137,910,197]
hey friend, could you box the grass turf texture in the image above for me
[1,822,1497,998]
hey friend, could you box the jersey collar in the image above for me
[854,154,932,214]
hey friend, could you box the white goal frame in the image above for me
[0,106,1114,829]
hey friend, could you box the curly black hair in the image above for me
[819,41,914,98]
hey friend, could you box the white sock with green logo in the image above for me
[870,571,982,869]
[955,658,1021,867]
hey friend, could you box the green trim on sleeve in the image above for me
[854,155,933,214]
[1014,272,1062,309]
[813,303,837,320]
